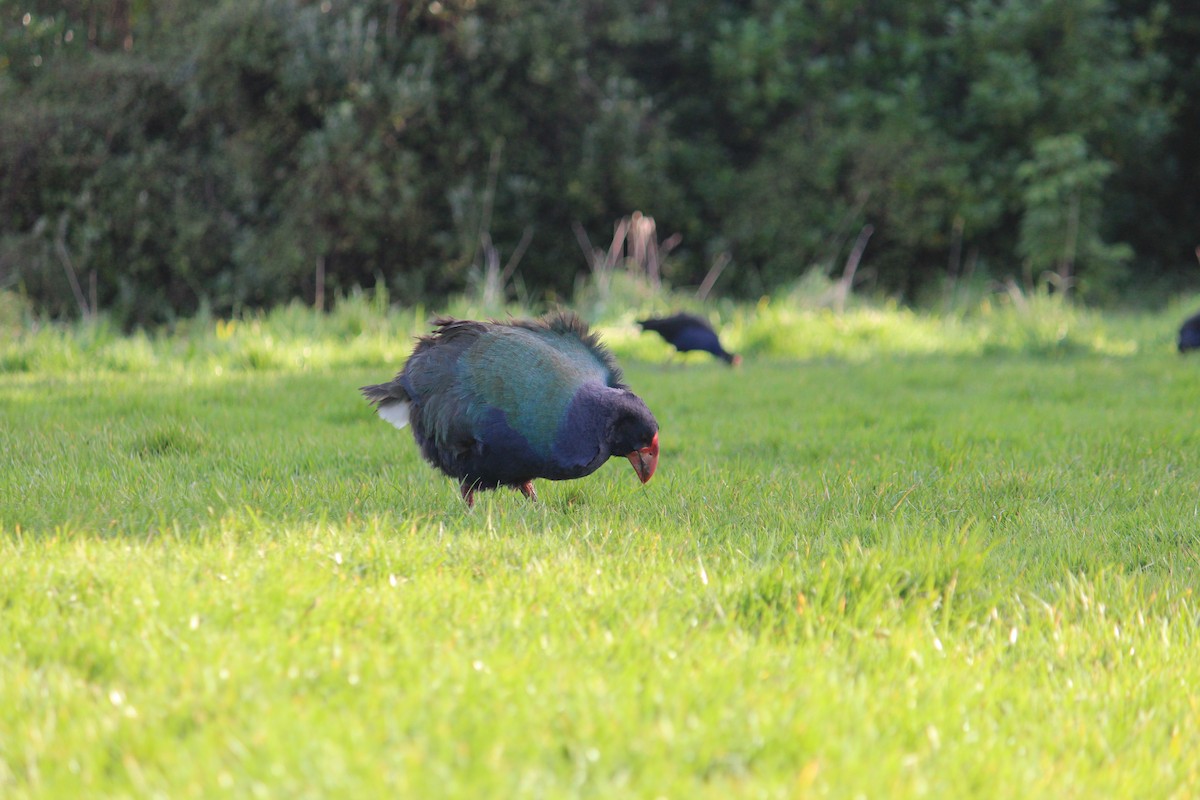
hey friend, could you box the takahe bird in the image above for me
[637,312,741,366]
[1179,312,1200,353]
[361,312,659,507]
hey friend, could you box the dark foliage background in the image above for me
[1,0,1197,325]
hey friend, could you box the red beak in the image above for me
[626,431,659,484]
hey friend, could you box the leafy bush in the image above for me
[0,0,1193,325]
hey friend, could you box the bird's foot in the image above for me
[516,481,537,502]
[460,483,476,508]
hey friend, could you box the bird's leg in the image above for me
[516,481,537,502]
[460,482,476,508]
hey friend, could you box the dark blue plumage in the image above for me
[361,312,659,506]
[637,312,741,366]
[1179,312,1200,353]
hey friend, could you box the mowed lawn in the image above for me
[2,320,1200,797]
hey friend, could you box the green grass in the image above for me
[3,295,1200,797]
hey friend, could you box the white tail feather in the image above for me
[377,401,411,430]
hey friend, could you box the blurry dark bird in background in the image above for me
[1179,312,1200,353]
[637,312,741,366]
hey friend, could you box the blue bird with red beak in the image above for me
[362,312,659,507]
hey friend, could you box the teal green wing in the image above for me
[518,311,626,389]
[460,314,618,456]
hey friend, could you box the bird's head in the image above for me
[609,394,659,484]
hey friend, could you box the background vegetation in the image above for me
[3,0,1200,326]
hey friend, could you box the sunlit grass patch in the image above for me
[0,287,1174,379]
[598,288,1149,365]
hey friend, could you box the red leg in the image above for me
[460,482,476,508]
[516,481,537,502]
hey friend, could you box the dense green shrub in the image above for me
[0,0,1195,325]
